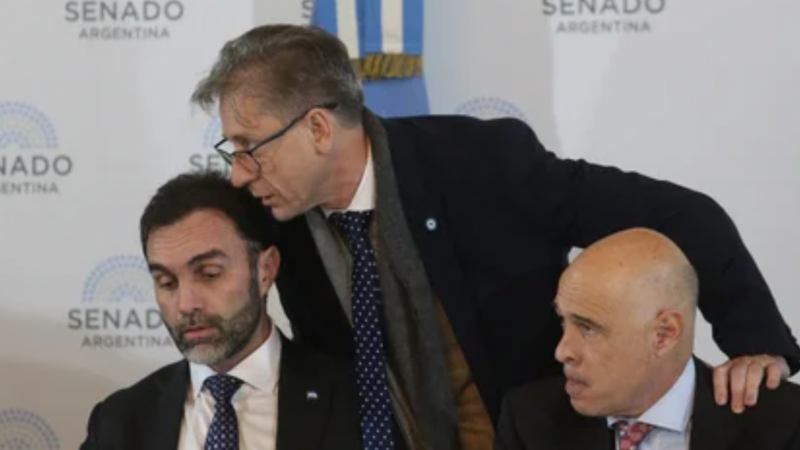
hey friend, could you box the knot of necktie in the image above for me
[204,374,243,405]
[614,421,655,450]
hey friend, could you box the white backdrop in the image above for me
[0,0,798,448]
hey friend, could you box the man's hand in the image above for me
[713,355,790,413]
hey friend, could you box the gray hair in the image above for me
[191,24,364,125]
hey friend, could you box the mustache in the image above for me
[563,367,585,383]
[173,312,224,335]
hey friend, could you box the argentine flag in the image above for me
[312,0,429,118]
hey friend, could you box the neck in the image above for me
[211,316,272,374]
[621,353,691,418]
[321,125,369,211]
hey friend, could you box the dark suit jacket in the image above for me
[79,337,361,450]
[274,111,800,423]
[495,359,800,450]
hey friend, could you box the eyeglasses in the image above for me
[213,102,339,173]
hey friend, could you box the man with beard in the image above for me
[79,171,362,450]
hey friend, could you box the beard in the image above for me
[165,272,263,367]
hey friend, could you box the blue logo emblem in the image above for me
[0,102,59,150]
[0,409,60,450]
[82,255,153,304]
[454,97,528,123]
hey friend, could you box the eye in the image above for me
[154,276,176,291]
[577,322,596,335]
[199,266,223,280]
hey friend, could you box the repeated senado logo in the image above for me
[454,97,528,123]
[0,102,72,196]
[67,255,172,349]
[543,0,667,34]
[188,114,230,175]
[0,409,60,450]
[64,0,186,41]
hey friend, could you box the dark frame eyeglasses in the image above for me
[213,102,339,172]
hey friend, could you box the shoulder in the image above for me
[502,376,571,418]
[749,378,800,427]
[498,376,585,446]
[381,114,539,149]
[380,114,549,185]
[91,360,186,416]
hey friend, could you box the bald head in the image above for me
[564,228,698,325]
[554,228,699,417]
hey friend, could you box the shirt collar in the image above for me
[607,358,696,433]
[322,143,375,217]
[189,323,282,399]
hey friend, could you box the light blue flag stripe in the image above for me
[312,0,430,118]
[312,0,338,37]
[362,0,382,56]
[403,0,423,55]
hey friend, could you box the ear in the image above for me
[306,108,334,155]
[257,246,281,299]
[651,309,684,357]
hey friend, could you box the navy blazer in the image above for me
[275,112,800,424]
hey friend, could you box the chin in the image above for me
[271,204,310,222]
[569,397,606,417]
[269,208,295,222]
[183,344,227,366]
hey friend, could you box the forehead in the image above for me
[218,94,278,137]
[146,210,245,261]
[555,267,619,322]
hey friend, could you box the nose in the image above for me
[176,283,204,317]
[230,159,259,188]
[555,326,578,365]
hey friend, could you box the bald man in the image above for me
[495,228,800,450]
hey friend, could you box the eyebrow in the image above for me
[148,262,173,276]
[147,249,229,274]
[570,313,605,331]
[187,249,229,267]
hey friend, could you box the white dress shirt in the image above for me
[607,359,696,450]
[178,324,282,450]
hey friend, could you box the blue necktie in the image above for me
[329,210,396,450]
[204,374,243,450]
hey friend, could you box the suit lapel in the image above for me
[142,362,188,450]
[689,358,744,450]
[276,337,335,450]
[371,111,498,419]
[366,111,460,449]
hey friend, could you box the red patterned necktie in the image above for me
[614,421,654,450]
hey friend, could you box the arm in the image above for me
[492,118,799,373]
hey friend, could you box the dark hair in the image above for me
[191,24,364,126]
[139,170,277,257]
